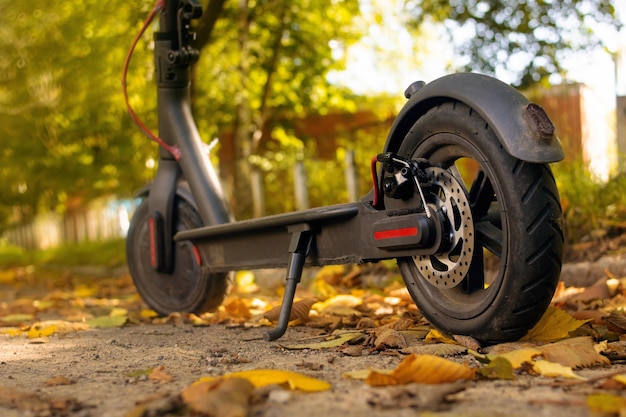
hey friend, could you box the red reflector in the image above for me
[374,227,418,240]
[192,245,202,266]
[148,217,157,267]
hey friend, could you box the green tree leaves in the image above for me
[407,0,621,88]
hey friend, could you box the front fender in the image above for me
[384,73,564,163]
[134,181,198,211]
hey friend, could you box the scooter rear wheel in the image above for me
[395,101,563,343]
[126,197,229,315]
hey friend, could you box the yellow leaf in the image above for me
[522,307,589,342]
[27,324,58,338]
[425,329,457,345]
[477,356,515,380]
[365,354,475,386]
[86,315,127,328]
[492,348,543,369]
[1,313,35,324]
[586,394,626,414]
[613,374,626,386]
[0,328,22,337]
[197,369,331,392]
[532,360,585,380]
[310,278,338,300]
[140,309,158,319]
[109,308,128,317]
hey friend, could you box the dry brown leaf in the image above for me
[402,343,467,357]
[538,336,610,369]
[537,336,611,369]
[181,377,254,417]
[44,376,74,387]
[606,309,626,334]
[264,298,316,323]
[149,366,174,383]
[569,278,611,303]
[452,335,481,350]
[365,354,475,386]
[224,298,252,320]
[366,381,467,411]
[374,328,407,351]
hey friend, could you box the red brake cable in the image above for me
[122,0,181,160]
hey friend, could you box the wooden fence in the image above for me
[3,198,135,250]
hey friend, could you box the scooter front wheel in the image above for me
[126,197,229,315]
[395,101,563,343]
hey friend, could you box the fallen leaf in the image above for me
[613,374,626,386]
[224,298,252,320]
[26,320,89,338]
[605,309,626,334]
[522,307,589,342]
[27,323,58,338]
[0,313,35,324]
[314,294,362,312]
[281,331,363,350]
[402,344,467,357]
[477,356,515,380]
[452,334,481,350]
[264,298,316,323]
[44,376,74,386]
[182,377,253,417]
[537,336,610,368]
[86,315,127,328]
[586,393,626,415]
[532,360,585,379]
[374,328,407,350]
[366,381,467,411]
[365,354,475,386]
[149,366,173,383]
[197,369,331,392]
[490,348,543,369]
[425,329,457,345]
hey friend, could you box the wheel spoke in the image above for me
[468,168,495,219]
[474,221,502,257]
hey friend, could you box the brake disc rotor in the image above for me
[414,167,475,289]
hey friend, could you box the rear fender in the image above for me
[384,73,564,163]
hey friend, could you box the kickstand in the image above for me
[263,224,313,341]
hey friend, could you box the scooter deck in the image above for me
[174,201,438,272]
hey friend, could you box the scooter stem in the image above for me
[154,0,232,227]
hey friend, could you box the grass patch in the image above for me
[0,238,126,269]
[554,159,626,243]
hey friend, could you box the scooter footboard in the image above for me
[174,202,439,273]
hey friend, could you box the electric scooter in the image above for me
[123,0,565,344]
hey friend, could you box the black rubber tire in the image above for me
[395,101,563,343]
[126,197,229,315]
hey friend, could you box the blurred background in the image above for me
[0,0,624,253]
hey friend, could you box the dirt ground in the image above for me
[1,243,626,417]
[1,321,625,417]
